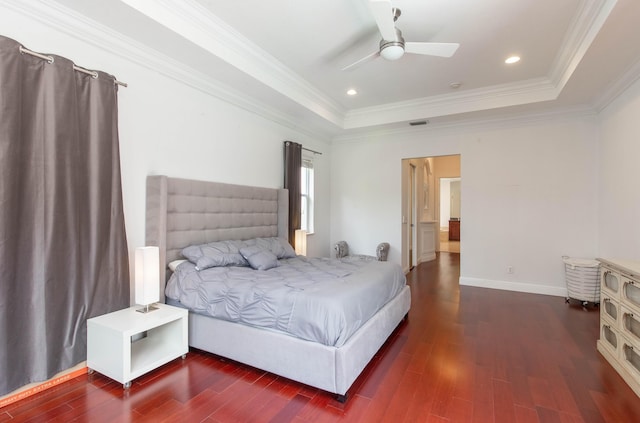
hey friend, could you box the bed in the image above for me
[145,175,411,401]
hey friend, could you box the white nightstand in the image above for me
[87,303,188,388]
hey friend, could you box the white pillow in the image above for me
[168,259,187,272]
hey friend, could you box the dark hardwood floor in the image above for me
[3,252,640,422]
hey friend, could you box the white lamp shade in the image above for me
[135,246,160,306]
[295,229,307,256]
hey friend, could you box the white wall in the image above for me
[598,77,640,259]
[450,180,461,219]
[331,116,599,296]
[0,3,332,300]
[460,119,598,295]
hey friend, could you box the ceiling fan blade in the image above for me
[404,42,460,58]
[341,51,380,71]
[321,25,380,65]
[369,0,397,41]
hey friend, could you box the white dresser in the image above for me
[597,258,640,398]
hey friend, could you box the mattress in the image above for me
[165,256,406,347]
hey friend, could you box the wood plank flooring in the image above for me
[3,252,640,422]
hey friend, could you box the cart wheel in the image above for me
[182,354,187,360]
[87,368,94,375]
[123,381,131,389]
[565,298,570,303]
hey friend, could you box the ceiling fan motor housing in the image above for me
[380,27,405,60]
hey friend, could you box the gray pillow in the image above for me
[245,237,297,259]
[239,245,279,271]
[182,240,248,270]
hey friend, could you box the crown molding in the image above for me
[343,77,556,129]
[118,0,346,128]
[592,56,640,113]
[549,0,617,92]
[1,0,334,142]
[333,105,597,144]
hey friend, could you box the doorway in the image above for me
[401,155,461,271]
[439,177,461,253]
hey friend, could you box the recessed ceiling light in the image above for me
[505,56,521,64]
[450,82,462,89]
[346,88,357,96]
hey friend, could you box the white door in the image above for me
[409,164,418,268]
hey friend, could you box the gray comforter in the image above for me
[165,256,406,347]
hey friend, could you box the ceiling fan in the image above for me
[342,0,460,71]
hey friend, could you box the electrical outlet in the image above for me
[507,266,514,274]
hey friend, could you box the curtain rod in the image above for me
[19,46,128,87]
[302,147,322,155]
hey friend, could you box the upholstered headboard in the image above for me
[145,175,289,300]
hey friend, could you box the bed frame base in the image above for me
[188,286,410,397]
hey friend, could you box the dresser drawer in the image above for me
[600,322,620,358]
[622,277,640,313]
[622,306,640,343]
[621,337,640,379]
[601,297,620,327]
[601,268,621,300]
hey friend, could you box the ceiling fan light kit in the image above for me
[342,0,460,71]
[380,43,405,60]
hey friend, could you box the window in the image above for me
[301,158,314,233]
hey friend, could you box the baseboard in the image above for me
[459,276,568,297]
[0,363,87,408]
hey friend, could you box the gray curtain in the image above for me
[283,141,302,245]
[0,35,129,396]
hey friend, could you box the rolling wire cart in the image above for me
[562,256,600,308]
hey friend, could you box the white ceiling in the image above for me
[52,0,640,137]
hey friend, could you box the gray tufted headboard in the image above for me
[145,175,289,301]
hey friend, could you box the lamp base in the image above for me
[136,304,159,313]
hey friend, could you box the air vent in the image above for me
[409,120,429,126]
